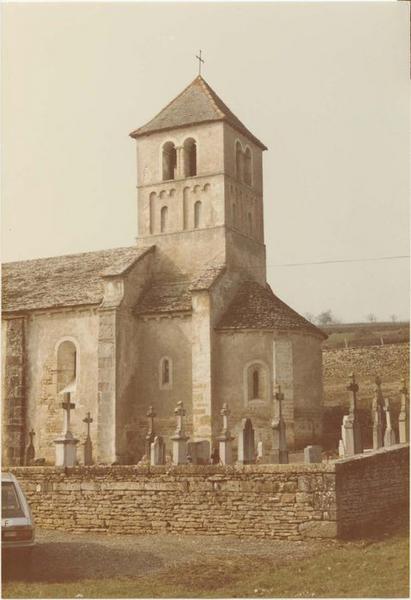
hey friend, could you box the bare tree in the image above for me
[304,312,315,323]
[390,314,398,323]
[366,313,377,323]
[317,310,335,326]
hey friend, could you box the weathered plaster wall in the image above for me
[133,314,193,456]
[292,335,324,448]
[25,309,99,465]
[10,445,408,539]
[214,330,275,452]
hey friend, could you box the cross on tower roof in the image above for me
[196,50,205,76]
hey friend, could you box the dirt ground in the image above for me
[3,528,319,584]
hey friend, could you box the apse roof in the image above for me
[130,75,267,150]
[217,281,326,338]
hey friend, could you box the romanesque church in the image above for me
[2,75,326,466]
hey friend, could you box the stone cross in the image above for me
[271,384,288,464]
[25,429,35,465]
[145,406,156,456]
[61,392,75,434]
[83,412,93,466]
[383,398,397,447]
[372,377,385,449]
[171,401,189,464]
[347,373,359,415]
[398,378,409,443]
[238,418,255,464]
[341,373,362,455]
[196,50,205,75]
[218,403,234,465]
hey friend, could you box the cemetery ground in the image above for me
[2,511,409,599]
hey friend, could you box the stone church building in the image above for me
[2,75,326,466]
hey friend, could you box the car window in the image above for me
[1,482,25,518]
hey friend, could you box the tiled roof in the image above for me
[136,262,227,315]
[2,246,153,313]
[189,263,226,291]
[216,281,326,338]
[135,281,192,315]
[130,76,267,150]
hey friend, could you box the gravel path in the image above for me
[4,528,325,583]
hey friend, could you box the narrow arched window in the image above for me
[235,141,243,182]
[245,362,268,403]
[183,138,197,177]
[160,206,168,233]
[162,142,177,181]
[57,340,77,393]
[244,147,252,185]
[252,369,259,399]
[159,357,173,389]
[194,200,201,229]
[162,359,170,385]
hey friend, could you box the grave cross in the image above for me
[400,378,408,410]
[174,401,186,434]
[220,403,231,434]
[61,393,75,433]
[147,406,156,436]
[28,429,35,445]
[196,50,205,76]
[274,384,284,420]
[82,412,93,438]
[347,373,359,414]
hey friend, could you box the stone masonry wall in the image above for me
[335,444,409,537]
[10,445,408,540]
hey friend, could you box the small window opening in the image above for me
[162,142,177,181]
[184,138,197,177]
[194,200,202,229]
[244,147,252,185]
[252,369,259,399]
[160,206,168,233]
[235,141,243,182]
[162,359,170,385]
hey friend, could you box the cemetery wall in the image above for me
[335,444,409,537]
[10,445,408,540]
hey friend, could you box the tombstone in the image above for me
[304,445,322,464]
[270,385,288,464]
[187,440,210,465]
[54,391,79,467]
[238,418,255,464]
[150,435,166,465]
[25,429,35,465]
[145,406,156,457]
[372,377,385,450]
[171,401,189,465]
[83,412,93,466]
[383,399,397,447]
[338,439,345,458]
[257,441,263,461]
[340,373,362,455]
[398,378,409,444]
[218,403,234,465]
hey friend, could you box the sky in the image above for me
[2,2,410,323]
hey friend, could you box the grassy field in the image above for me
[3,517,409,599]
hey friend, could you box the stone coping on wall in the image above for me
[333,443,408,466]
[10,462,337,476]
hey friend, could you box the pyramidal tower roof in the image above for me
[130,75,267,150]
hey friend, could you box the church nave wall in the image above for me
[24,309,99,465]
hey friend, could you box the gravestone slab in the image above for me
[304,445,322,464]
[238,418,255,464]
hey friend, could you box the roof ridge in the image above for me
[130,76,205,138]
[196,76,226,119]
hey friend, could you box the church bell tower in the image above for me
[130,75,268,283]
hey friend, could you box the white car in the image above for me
[1,472,35,562]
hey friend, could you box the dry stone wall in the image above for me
[10,445,408,540]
